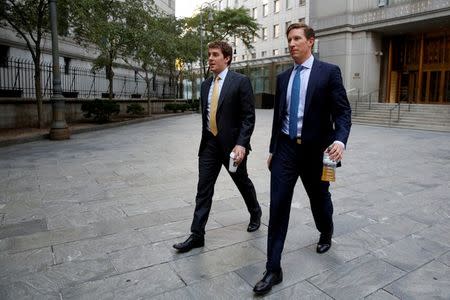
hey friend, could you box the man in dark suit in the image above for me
[253,23,352,295]
[173,41,262,253]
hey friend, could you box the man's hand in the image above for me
[327,142,344,162]
[232,145,246,165]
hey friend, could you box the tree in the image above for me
[0,0,69,128]
[185,7,259,79]
[123,3,183,113]
[70,0,139,100]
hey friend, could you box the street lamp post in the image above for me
[48,0,70,140]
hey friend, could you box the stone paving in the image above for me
[0,109,449,299]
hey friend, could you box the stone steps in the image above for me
[350,103,450,132]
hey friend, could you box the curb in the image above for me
[0,112,195,148]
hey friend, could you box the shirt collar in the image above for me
[215,67,229,81]
[294,55,314,70]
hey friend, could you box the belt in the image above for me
[282,133,302,144]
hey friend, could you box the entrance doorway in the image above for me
[387,31,450,104]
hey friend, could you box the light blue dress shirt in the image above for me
[282,55,314,137]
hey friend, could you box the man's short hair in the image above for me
[208,41,233,65]
[286,23,315,40]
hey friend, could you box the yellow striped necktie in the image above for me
[210,76,221,136]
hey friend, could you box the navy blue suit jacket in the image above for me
[269,59,351,154]
[199,70,255,156]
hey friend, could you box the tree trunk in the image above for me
[145,73,152,116]
[34,57,43,128]
[106,63,114,101]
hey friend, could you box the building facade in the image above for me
[207,0,450,104]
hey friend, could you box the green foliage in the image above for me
[69,0,144,99]
[187,99,200,111]
[81,99,120,123]
[126,103,145,115]
[164,103,189,113]
[185,7,260,79]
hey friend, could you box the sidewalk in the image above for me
[0,113,184,147]
[0,109,449,299]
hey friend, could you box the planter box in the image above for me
[0,88,23,98]
[62,91,79,98]
[131,93,142,99]
[101,93,115,98]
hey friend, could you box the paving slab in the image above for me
[0,110,449,298]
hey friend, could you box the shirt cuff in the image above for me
[333,141,345,150]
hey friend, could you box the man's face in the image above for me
[208,47,229,75]
[287,28,314,64]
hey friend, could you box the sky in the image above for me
[176,0,208,18]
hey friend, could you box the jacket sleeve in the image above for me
[269,75,282,154]
[329,66,352,146]
[236,76,255,148]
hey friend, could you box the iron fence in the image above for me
[0,57,178,99]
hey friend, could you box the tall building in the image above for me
[208,0,450,104]
[311,0,450,104]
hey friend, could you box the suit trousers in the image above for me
[190,133,260,236]
[266,134,333,271]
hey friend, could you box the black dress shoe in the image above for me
[253,269,283,295]
[247,210,262,232]
[173,234,204,253]
[316,232,332,254]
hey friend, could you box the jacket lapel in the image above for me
[202,77,213,113]
[217,71,234,111]
[280,67,293,113]
[304,60,319,117]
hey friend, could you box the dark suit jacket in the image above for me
[269,59,352,154]
[199,70,256,156]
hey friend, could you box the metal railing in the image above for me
[0,57,178,99]
[388,102,401,127]
[367,89,379,110]
[347,88,360,116]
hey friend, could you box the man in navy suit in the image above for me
[173,41,262,253]
[253,23,352,295]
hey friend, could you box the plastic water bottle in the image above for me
[321,151,337,182]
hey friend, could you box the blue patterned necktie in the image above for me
[289,65,302,139]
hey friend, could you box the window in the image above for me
[298,18,305,24]
[252,34,257,42]
[285,21,291,33]
[378,0,389,7]
[242,54,246,60]
[261,51,267,57]
[286,0,293,9]
[285,47,289,54]
[64,57,71,75]
[262,27,268,40]
[274,0,280,13]
[299,0,306,6]
[273,49,279,56]
[251,52,257,59]
[252,7,257,19]
[273,24,280,38]
[263,4,268,16]
[168,0,174,9]
[0,45,9,67]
